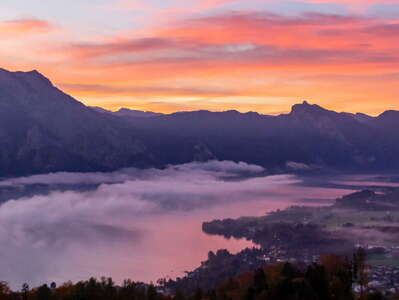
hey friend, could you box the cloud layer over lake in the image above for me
[0,161,301,287]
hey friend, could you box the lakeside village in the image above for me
[177,189,399,295]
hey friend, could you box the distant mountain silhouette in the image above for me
[90,106,163,118]
[0,68,398,177]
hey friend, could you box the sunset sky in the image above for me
[1,0,399,115]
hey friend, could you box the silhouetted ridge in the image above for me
[114,108,162,118]
[378,110,399,120]
[1,67,399,176]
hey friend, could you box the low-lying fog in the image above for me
[0,161,382,288]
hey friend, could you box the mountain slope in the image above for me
[0,69,152,177]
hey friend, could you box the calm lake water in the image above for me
[0,166,395,288]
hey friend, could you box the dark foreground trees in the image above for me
[0,255,397,300]
[200,255,394,300]
[0,278,167,300]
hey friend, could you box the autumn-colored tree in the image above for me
[319,255,353,300]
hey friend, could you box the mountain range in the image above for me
[1,67,399,177]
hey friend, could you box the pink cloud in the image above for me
[0,18,54,35]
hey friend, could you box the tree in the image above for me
[243,287,255,300]
[0,282,10,300]
[354,247,368,298]
[364,292,385,300]
[21,283,29,300]
[281,262,298,279]
[147,284,158,300]
[290,278,317,300]
[36,284,51,300]
[253,268,267,293]
[305,264,330,300]
[174,290,185,300]
[319,255,353,300]
[193,288,203,300]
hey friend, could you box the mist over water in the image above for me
[0,161,363,288]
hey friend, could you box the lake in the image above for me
[0,162,395,288]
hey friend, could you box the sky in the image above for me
[0,0,399,115]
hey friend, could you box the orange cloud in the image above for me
[3,10,399,116]
[0,18,54,36]
[62,12,398,71]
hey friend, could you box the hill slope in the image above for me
[0,68,152,177]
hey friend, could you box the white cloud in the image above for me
[286,161,311,171]
[0,160,265,187]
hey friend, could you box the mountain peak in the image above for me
[117,108,139,113]
[114,107,163,118]
[290,101,328,115]
[0,68,54,89]
[377,110,399,121]
[26,69,45,77]
[28,69,40,74]
[21,69,52,82]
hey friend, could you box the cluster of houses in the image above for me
[366,265,399,294]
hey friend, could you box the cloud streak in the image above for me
[59,11,399,74]
[0,18,54,36]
